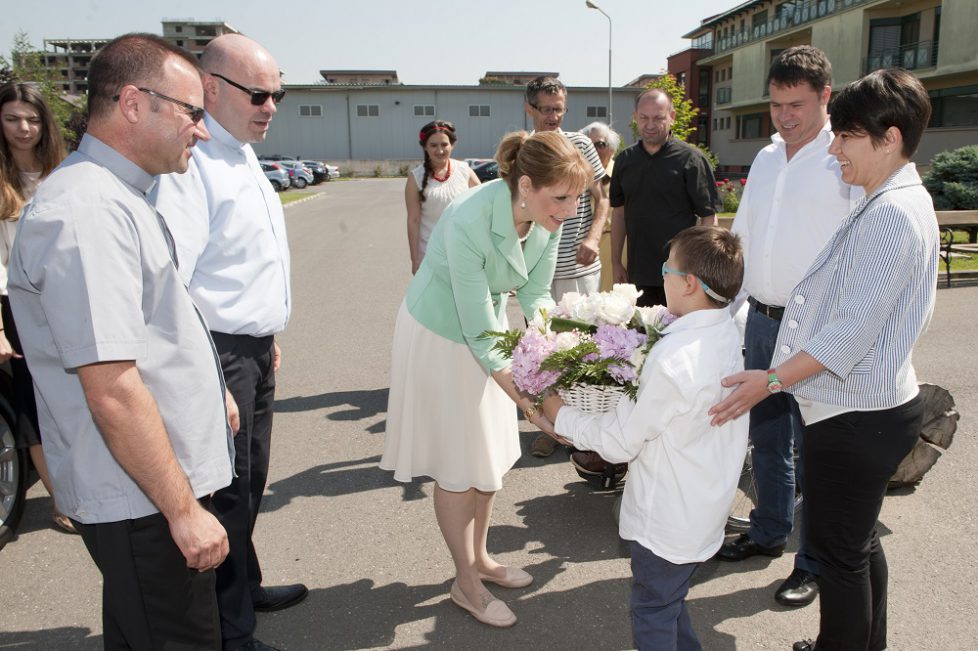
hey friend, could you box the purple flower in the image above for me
[592,325,647,361]
[511,328,561,396]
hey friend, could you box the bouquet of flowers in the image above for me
[483,284,677,414]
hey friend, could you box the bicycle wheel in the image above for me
[726,444,803,533]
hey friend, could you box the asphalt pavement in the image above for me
[1,178,975,650]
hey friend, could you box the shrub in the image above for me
[398,164,411,177]
[923,145,978,210]
[716,178,745,214]
[373,165,384,178]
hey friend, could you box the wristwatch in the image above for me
[766,369,784,394]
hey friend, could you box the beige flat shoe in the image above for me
[450,581,516,628]
[479,566,533,589]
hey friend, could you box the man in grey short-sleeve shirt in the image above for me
[7,33,233,649]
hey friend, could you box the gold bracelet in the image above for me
[523,404,537,421]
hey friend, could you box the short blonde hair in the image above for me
[495,130,590,196]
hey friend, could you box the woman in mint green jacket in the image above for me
[382,131,591,628]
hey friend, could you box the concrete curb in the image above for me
[283,192,325,210]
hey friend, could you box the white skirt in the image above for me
[380,301,520,492]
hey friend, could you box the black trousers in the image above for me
[209,332,276,649]
[75,507,221,650]
[802,396,923,651]
[635,285,667,308]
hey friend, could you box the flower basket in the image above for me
[558,384,626,414]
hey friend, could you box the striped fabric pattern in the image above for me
[772,164,939,409]
[553,131,605,280]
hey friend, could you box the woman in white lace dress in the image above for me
[405,120,480,273]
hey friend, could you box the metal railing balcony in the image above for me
[714,0,874,54]
[865,40,940,74]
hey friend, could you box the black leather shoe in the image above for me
[716,533,785,561]
[234,640,282,651]
[793,639,816,651]
[253,583,309,612]
[776,568,819,607]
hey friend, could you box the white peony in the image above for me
[611,283,643,307]
[595,293,635,326]
[636,305,669,332]
[557,291,584,317]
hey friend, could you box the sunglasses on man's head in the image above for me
[210,72,286,105]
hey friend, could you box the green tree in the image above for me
[1,30,86,148]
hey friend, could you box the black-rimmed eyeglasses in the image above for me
[210,72,286,105]
[113,88,205,123]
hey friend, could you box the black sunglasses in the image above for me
[114,88,205,123]
[593,141,609,149]
[210,72,286,105]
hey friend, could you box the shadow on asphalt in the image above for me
[255,566,634,650]
[275,388,389,434]
[0,627,101,649]
[262,457,429,512]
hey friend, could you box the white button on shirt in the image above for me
[732,122,861,308]
[152,113,291,336]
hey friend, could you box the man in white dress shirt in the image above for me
[153,34,302,651]
[716,46,859,610]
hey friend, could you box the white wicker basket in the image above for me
[558,384,626,414]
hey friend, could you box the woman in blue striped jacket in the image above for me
[710,68,939,651]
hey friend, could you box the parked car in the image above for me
[324,163,340,180]
[279,161,314,189]
[299,160,328,184]
[472,160,499,182]
[261,162,291,191]
[465,158,492,169]
[0,368,26,551]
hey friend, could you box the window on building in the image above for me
[717,87,732,105]
[175,26,183,33]
[725,117,731,130]
[469,105,490,117]
[175,40,184,47]
[929,85,978,128]
[738,113,766,139]
[868,13,926,72]
[356,104,380,117]
[299,105,323,117]
[699,69,711,107]
[414,105,435,117]
[586,106,608,118]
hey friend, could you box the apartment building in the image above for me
[32,20,237,95]
[161,19,240,58]
[680,0,978,174]
[38,39,108,94]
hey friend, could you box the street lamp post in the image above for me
[585,0,613,127]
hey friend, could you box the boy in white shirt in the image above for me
[541,226,749,650]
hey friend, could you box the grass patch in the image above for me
[946,229,978,272]
[280,192,314,206]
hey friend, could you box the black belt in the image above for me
[749,297,785,321]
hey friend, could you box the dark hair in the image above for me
[417,120,457,203]
[634,88,673,111]
[767,45,832,93]
[669,226,744,307]
[0,83,66,220]
[829,68,931,158]
[525,76,566,106]
[87,33,202,120]
[495,130,590,197]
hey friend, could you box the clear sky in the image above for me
[1,0,736,87]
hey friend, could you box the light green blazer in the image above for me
[406,179,559,372]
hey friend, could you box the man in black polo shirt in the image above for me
[610,89,719,307]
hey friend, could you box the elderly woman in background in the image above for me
[382,130,591,628]
[580,122,622,293]
[405,120,480,274]
[0,82,73,533]
[710,68,938,651]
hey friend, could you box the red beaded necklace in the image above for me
[432,160,451,183]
